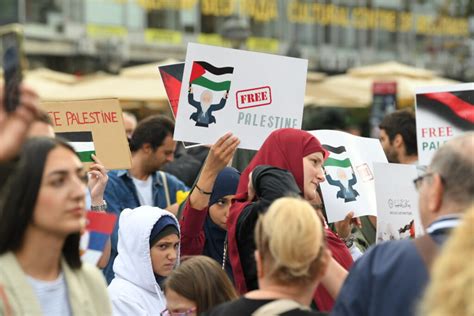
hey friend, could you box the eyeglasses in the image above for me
[160,307,196,316]
[413,172,445,191]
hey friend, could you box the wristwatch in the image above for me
[91,200,107,212]
[343,234,355,248]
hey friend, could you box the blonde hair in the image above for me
[255,197,325,286]
[419,205,474,316]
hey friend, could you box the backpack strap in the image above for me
[413,234,440,271]
[252,299,310,316]
[159,171,171,208]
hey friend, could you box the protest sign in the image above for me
[373,162,423,243]
[369,81,397,138]
[159,62,184,118]
[415,83,474,165]
[310,130,387,223]
[159,62,200,148]
[174,43,308,150]
[41,98,132,170]
[80,211,117,265]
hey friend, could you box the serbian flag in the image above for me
[56,131,96,163]
[190,61,234,92]
[159,63,184,118]
[80,212,117,265]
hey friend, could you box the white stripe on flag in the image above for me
[81,250,103,265]
[198,71,232,84]
[70,141,95,153]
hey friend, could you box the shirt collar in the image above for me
[426,213,462,234]
[120,170,163,186]
[117,169,128,177]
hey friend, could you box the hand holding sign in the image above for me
[88,154,109,206]
[205,132,240,173]
[189,133,240,210]
[334,211,362,240]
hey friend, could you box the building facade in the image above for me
[1,0,473,80]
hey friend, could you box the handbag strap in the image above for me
[252,299,310,316]
[159,171,171,208]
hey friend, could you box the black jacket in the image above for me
[235,165,301,291]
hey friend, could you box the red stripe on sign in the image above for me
[190,62,206,83]
[86,212,117,234]
[160,70,182,118]
[425,92,474,124]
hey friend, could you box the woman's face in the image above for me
[164,288,197,316]
[302,152,325,201]
[33,146,87,236]
[209,194,235,230]
[150,234,179,277]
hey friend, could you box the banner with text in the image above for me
[373,162,423,243]
[174,43,308,150]
[310,130,387,223]
[41,99,132,170]
[415,83,474,165]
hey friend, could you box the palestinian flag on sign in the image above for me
[56,131,96,163]
[190,61,234,91]
[159,63,184,118]
[416,89,474,130]
[323,145,352,169]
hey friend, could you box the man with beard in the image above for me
[379,110,418,164]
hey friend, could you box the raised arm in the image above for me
[189,132,239,210]
[188,86,202,110]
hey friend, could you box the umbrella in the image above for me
[120,58,180,77]
[305,61,459,108]
[348,61,435,79]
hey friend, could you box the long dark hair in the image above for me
[0,137,82,269]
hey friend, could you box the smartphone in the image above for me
[1,24,24,113]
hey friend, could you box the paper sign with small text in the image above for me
[373,162,423,243]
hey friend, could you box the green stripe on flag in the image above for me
[192,76,231,91]
[77,151,95,163]
[324,157,352,168]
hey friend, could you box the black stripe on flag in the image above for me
[196,61,234,75]
[56,131,93,142]
[159,63,184,81]
[323,145,347,154]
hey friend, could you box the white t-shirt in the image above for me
[27,272,72,316]
[131,176,153,206]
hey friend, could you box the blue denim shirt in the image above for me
[103,169,188,283]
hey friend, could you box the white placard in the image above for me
[310,130,388,223]
[415,83,474,165]
[373,162,423,243]
[173,43,308,150]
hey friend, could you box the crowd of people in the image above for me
[0,83,473,316]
